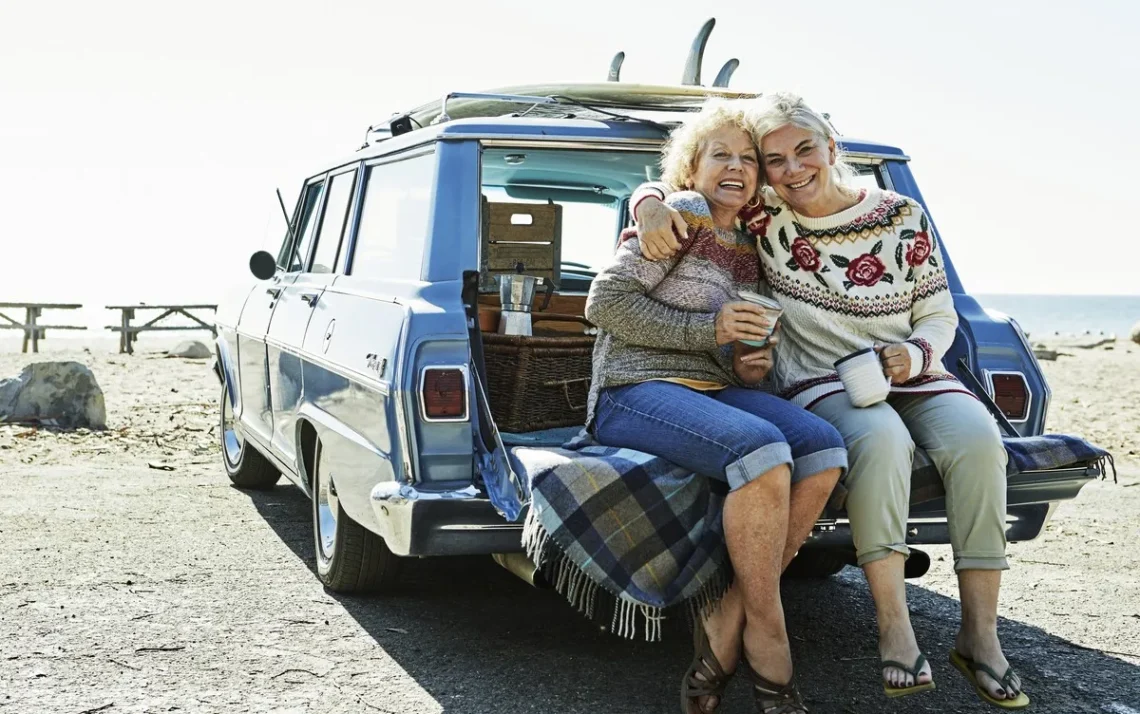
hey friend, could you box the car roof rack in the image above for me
[363,17,762,147]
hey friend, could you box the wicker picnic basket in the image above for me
[480,332,596,433]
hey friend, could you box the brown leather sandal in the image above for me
[680,619,733,714]
[745,660,808,714]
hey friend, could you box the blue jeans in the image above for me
[592,381,848,491]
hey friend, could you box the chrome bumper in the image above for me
[369,482,524,557]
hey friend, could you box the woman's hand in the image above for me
[634,196,689,261]
[875,343,912,384]
[715,302,775,346]
[734,330,779,384]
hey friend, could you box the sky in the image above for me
[2,0,1138,331]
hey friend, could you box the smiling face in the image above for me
[688,125,760,227]
[761,123,842,217]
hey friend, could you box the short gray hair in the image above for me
[745,92,856,184]
[659,98,758,191]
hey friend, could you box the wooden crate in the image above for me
[480,200,562,291]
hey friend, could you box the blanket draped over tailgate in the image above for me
[504,431,1113,642]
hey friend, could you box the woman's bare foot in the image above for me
[879,619,933,689]
[955,628,1021,701]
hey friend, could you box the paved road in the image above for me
[3,457,1138,714]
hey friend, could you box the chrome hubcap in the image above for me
[221,389,243,466]
[316,445,338,561]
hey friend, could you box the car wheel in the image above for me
[220,383,281,489]
[784,550,849,578]
[311,437,400,593]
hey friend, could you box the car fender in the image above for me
[214,336,240,415]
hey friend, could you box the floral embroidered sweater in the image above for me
[631,183,974,408]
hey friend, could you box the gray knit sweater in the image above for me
[584,192,762,426]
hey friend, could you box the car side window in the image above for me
[310,169,357,274]
[848,162,886,192]
[349,153,435,279]
[280,179,326,273]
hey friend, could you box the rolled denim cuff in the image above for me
[792,447,848,484]
[726,442,793,491]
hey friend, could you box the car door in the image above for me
[235,178,324,446]
[265,164,360,467]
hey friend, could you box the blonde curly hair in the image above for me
[659,98,759,193]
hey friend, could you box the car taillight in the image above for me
[989,372,1030,421]
[420,367,467,421]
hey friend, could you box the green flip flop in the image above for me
[949,649,1030,709]
[882,653,936,698]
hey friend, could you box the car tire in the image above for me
[784,550,849,578]
[219,384,281,490]
[311,437,400,593]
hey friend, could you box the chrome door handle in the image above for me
[266,287,282,298]
[300,292,320,306]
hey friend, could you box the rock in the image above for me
[0,362,106,429]
[1131,321,1140,346]
[166,341,212,359]
[1033,347,1059,361]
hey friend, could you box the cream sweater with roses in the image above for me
[631,184,974,408]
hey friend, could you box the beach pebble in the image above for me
[0,362,107,429]
[166,341,212,360]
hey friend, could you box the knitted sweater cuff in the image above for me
[687,313,719,352]
[904,339,932,379]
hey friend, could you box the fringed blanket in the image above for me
[511,431,1112,642]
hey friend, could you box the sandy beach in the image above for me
[1,337,1137,713]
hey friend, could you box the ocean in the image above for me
[2,294,1138,351]
[974,294,1140,340]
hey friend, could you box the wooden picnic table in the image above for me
[0,302,87,353]
[105,304,218,355]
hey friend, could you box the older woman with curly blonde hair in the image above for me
[584,100,847,714]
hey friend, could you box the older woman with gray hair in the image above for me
[584,100,847,714]
[630,92,1025,709]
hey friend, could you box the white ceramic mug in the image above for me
[834,347,891,408]
[736,291,783,347]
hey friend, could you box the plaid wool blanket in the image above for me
[508,431,1112,642]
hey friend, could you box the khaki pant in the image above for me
[811,391,1009,571]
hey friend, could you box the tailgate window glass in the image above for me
[481,147,660,293]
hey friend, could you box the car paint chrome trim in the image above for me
[473,137,664,149]
[844,150,912,162]
[437,523,524,532]
[295,402,390,464]
[258,332,391,396]
[982,369,1032,424]
[1007,315,1051,425]
[371,482,480,501]
[391,307,417,484]
[417,364,471,423]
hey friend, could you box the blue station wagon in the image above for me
[213,78,1097,592]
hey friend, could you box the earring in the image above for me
[746,194,761,209]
